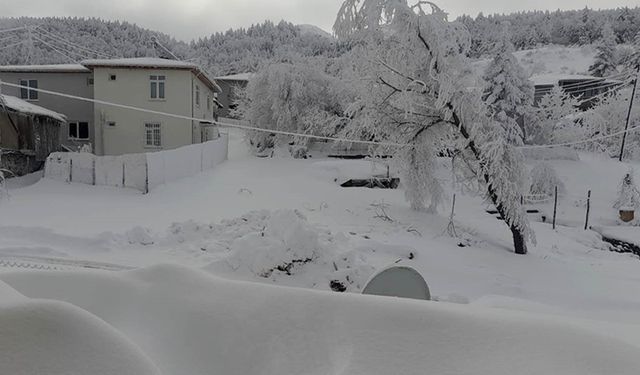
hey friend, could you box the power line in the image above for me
[0,40,27,51]
[0,80,637,151]
[0,81,408,147]
[34,27,113,59]
[0,26,26,34]
[31,35,76,63]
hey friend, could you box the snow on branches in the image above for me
[589,23,619,77]
[482,23,534,146]
[613,170,640,211]
[334,0,533,254]
[235,61,353,157]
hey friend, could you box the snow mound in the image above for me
[0,280,158,375]
[3,264,640,375]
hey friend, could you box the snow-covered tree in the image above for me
[482,23,534,145]
[234,61,353,157]
[578,91,640,159]
[589,23,618,77]
[613,170,640,210]
[334,0,534,254]
[624,31,640,71]
[528,85,579,145]
[529,162,565,197]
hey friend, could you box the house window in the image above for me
[19,79,38,100]
[145,123,161,147]
[69,122,90,140]
[195,85,200,106]
[150,75,166,99]
[109,74,117,81]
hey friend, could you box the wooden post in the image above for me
[619,66,639,162]
[69,158,73,183]
[585,190,592,230]
[92,158,96,186]
[122,161,125,188]
[552,186,558,230]
[144,158,149,194]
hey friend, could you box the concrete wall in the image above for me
[0,71,94,151]
[92,67,217,156]
[44,134,228,192]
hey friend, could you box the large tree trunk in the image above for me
[450,108,529,255]
[510,224,527,255]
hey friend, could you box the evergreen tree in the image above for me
[589,23,618,77]
[482,24,534,145]
[613,171,640,211]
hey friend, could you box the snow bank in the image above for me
[0,280,159,375]
[3,264,640,375]
[163,209,390,291]
[44,135,228,192]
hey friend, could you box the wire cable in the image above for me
[0,80,637,151]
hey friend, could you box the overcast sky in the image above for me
[1,0,638,41]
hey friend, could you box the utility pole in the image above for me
[619,65,639,162]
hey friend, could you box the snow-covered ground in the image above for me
[2,129,640,373]
[3,264,640,375]
[473,44,597,77]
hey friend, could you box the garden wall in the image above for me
[44,134,228,192]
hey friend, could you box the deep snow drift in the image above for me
[3,264,640,375]
[0,280,159,375]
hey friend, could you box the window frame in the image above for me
[68,121,90,140]
[195,85,200,107]
[20,79,38,101]
[144,123,162,148]
[150,75,166,100]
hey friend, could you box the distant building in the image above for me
[0,58,223,156]
[0,94,64,175]
[530,74,623,110]
[0,64,93,151]
[214,73,254,119]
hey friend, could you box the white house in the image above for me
[80,58,221,156]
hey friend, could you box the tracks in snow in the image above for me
[0,255,135,272]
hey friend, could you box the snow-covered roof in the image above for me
[81,57,199,69]
[0,64,90,73]
[81,57,221,92]
[214,72,254,82]
[1,94,66,122]
[529,74,604,86]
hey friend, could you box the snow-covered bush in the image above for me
[577,91,640,159]
[613,170,640,211]
[529,162,565,197]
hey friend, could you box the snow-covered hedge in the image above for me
[44,135,228,192]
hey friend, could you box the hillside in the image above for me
[0,18,340,75]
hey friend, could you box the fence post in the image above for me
[144,158,149,194]
[585,190,592,230]
[122,161,125,188]
[69,158,73,183]
[92,157,96,186]
[552,186,558,230]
